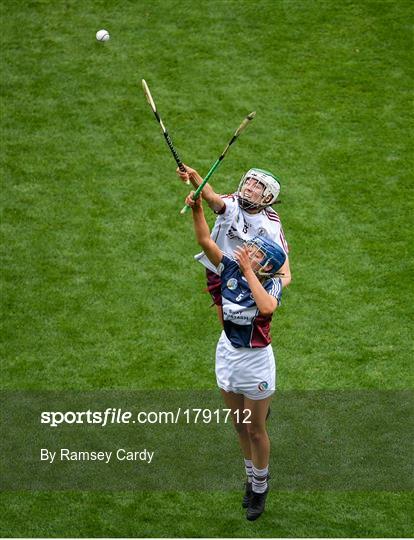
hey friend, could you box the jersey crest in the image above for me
[227,278,238,290]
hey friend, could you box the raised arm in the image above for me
[185,192,223,268]
[177,164,225,213]
[279,256,292,288]
[234,246,278,317]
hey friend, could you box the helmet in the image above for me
[237,168,281,210]
[246,235,286,277]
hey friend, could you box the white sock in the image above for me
[252,464,268,493]
[244,458,253,483]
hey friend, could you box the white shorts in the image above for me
[215,331,276,400]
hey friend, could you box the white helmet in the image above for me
[237,168,281,210]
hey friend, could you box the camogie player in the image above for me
[185,191,286,521]
[177,165,291,324]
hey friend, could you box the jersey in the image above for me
[217,255,282,348]
[195,194,289,273]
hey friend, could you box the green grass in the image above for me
[1,0,413,536]
[1,492,413,538]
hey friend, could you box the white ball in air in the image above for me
[96,29,110,42]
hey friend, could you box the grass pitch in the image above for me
[1,0,413,537]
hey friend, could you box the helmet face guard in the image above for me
[245,236,286,277]
[237,168,281,210]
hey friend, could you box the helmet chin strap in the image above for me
[238,185,277,210]
[257,259,273,277]
[238,197,256,210]
[238,196,266,211]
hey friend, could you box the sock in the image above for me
[244,458,253,483]
[252,464,269,493]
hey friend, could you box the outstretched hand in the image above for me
[234,245,253,274]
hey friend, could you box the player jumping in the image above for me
[185,191,286,521]
[177,165,291,325]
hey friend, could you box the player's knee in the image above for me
[247,424,266,443]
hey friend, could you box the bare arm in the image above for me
[186,192,222,268]
[177,165,225,213]
[234,246,278,317]
[279,256,292,288]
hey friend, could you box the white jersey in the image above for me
[195,194,289,273]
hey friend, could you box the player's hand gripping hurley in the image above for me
[142,79,189,184]
[180,111,256,214]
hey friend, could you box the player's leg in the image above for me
[243,395,272,521]
[244,396,272,468]
[220,389,250,457]
[220,389,253,508]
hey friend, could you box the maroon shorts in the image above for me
[206,269,222,306]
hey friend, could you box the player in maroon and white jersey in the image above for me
[177,165,291,324]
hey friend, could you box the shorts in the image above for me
[206,269,222,306]
[215,331,276,400]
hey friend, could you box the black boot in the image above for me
[246,487,269,521]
